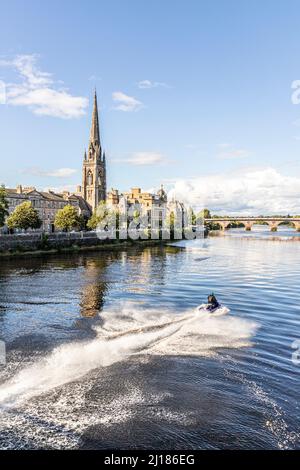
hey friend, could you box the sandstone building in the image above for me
[107,185,167,214]
[107,185,169,229]
[4,185,89,232]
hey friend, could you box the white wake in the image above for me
[0,302,257,407]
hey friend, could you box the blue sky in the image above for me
[1,0,300,214]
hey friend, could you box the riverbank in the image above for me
[0,232,170,258]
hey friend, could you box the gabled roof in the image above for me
[23,189,44,197]
[5,188,65,202]
[72,195,91,212]
[5,188,20,196]
[39,191,65,201]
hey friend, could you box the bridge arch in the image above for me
[219,221,231,230]
[241,221,254,231]
[254,220,269,226]
[277,220,300,231]
[264,220,280,232]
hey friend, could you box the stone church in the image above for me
[80,90,106,212]
[2,90,173,233]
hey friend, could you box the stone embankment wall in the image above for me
[0,232,165,255]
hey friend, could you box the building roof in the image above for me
[5,188,20,196]
[74,195,91,212]
[39,191,66,201]
[6,187,73,203]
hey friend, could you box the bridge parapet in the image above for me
[204,217,300,232]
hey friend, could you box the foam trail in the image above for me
[0,302,257,407]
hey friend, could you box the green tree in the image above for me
[54,204,82,232]
[198,208,211,219]
[86,212,98,230]
[188,207,197,225]
[166,210,175,229]
[0,185,9,227]
[7,201,42,231]
[87,201,119,230]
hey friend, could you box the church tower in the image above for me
[82,90,106,212]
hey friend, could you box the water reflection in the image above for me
[13,246,176,319]
[79,259,109,318]
[77,246,183,316]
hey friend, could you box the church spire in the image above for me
[82,90,107,212]
[89,89,100,147]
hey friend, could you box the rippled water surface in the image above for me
[0,226,299,449]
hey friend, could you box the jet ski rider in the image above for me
[207,293,220,311]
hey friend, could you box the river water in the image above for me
[0,226,299,449]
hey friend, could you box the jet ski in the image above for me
[196,303,230,316]
[196,293,229,316]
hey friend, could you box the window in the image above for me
[87,171,93,185]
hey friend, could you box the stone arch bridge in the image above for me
[204,217,300,232]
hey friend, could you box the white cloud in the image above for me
[137,79,169,89]
[217,143,249,159]
[0,54,88,118]
[167,167,300,215]
[118,152,167,166]
[22,167,77,178]
[112,91,143,112]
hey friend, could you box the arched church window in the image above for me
[87,171,93,185]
